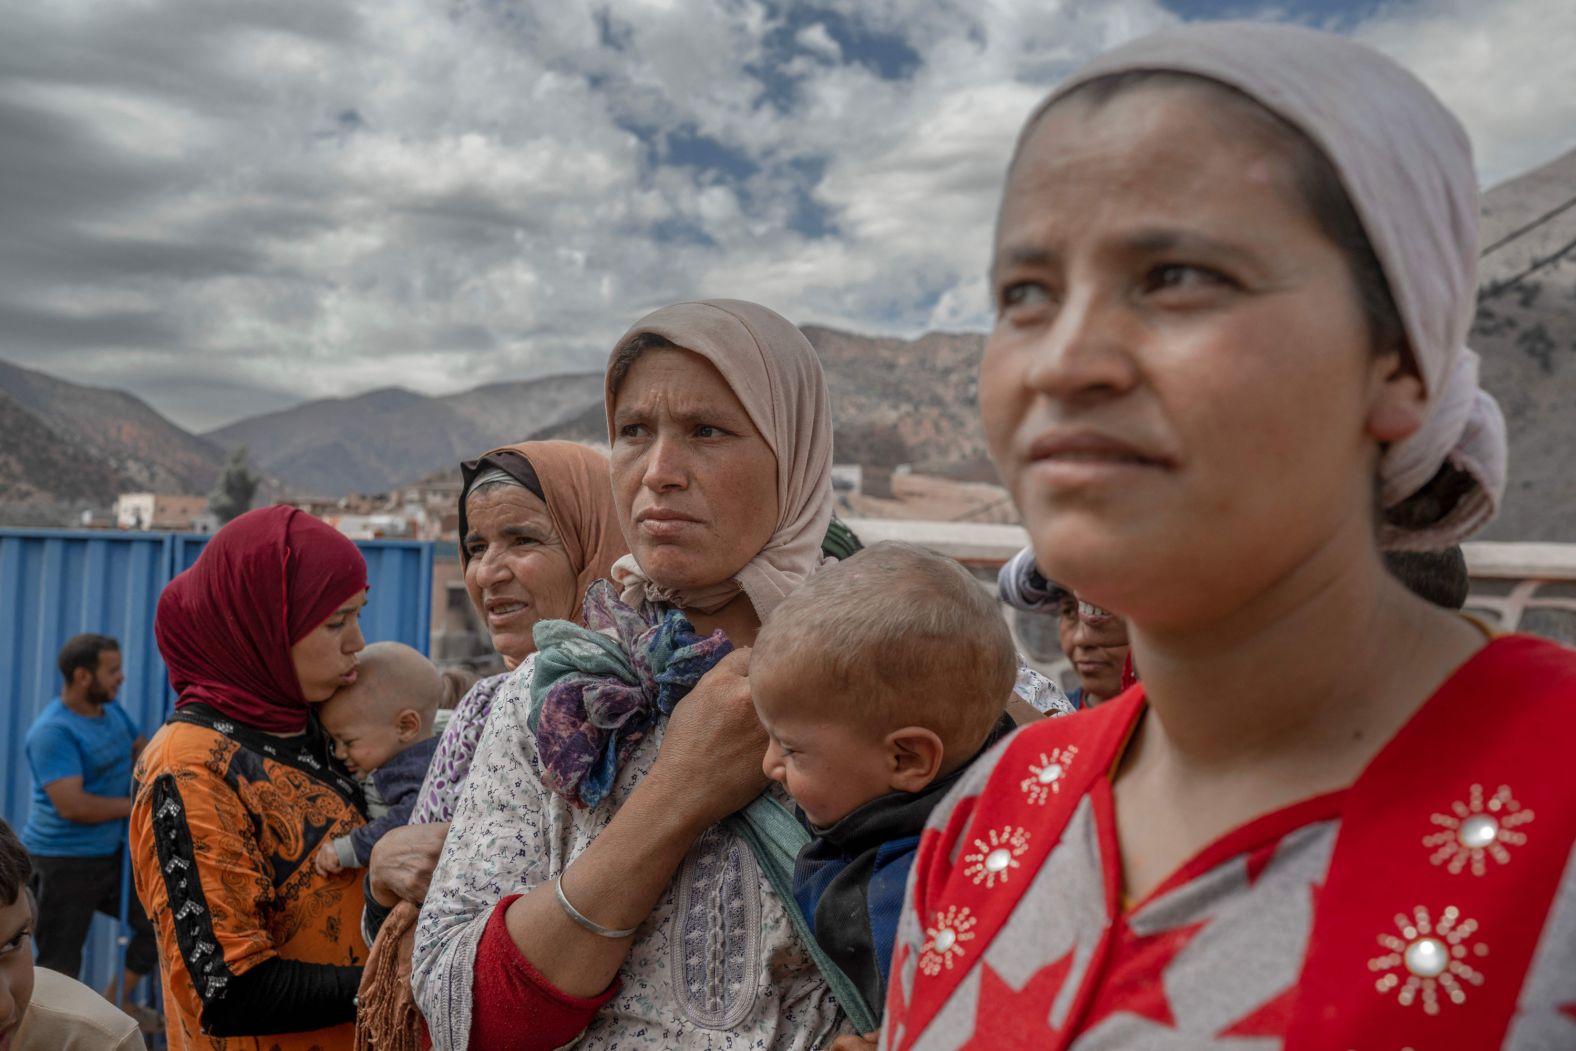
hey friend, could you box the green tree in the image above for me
[209,446,260,524]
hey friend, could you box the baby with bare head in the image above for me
[749,541,1020,1018]
[313,641,444,875]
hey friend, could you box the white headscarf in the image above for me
[1024,21,1507,550]
[604,299,835,618]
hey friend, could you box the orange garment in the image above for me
[131,709,368,1051]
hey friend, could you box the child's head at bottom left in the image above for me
[0,818,36,1045]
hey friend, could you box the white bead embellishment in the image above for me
[1424,784,1533,876]
[963,826,1031,888]
[1404,938,1447,978]
[919,906,976,976]
[1457,815,1498,849]
[1020,747,1079,806]
[1368,905,1488,1015]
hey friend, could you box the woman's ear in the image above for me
[886,727,945,793]
[1366,347,1427,444]
[396,708,422,743]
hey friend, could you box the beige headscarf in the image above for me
[458,439,627,623]
[1021,21,1507,550]
[604,299,834,618]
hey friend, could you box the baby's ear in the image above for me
[395,708,422,742]
[887,727,945,793]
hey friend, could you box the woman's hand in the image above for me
[647,648,768,828]
[501,647,768,1000]
[367,821,451,907]
[823,1033,880,1050]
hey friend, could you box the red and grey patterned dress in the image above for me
[882,635,1576,1050]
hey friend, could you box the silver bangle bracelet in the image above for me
[554,875,639,939]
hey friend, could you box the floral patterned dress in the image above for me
[412,655,847,1050]
[131,705,368,1051]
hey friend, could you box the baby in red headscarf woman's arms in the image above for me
[313,642,444,875]
[748,541,1021,1026]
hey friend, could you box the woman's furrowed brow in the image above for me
[612,404,650,426]
[673,406,742,426]
[617,401,744,427]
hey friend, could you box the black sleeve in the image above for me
[201,957,361,1036]
[362,873,395,941]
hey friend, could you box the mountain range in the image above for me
[2,146,1573,538]
[205,372,606,497]
[196,322,993,497]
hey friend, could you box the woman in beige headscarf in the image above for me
[881,21,1574,1051]
[413,300,848,1050]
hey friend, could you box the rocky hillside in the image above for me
[0,389,127,507]
[0,359,227,519]
[441,371,606,442]
[808,327,990,472]
[1471,145,1576,542]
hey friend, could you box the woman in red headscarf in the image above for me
[130,506,371,1051]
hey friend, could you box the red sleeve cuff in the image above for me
[470,893,620,1050]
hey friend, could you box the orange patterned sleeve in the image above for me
[132,726,281,1029]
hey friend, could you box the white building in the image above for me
[115,493,210,531]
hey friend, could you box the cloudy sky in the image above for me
[3,0,1573,432]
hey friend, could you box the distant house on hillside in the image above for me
[830,464,863,494]
[321,511,420,540]
[114,492,213,532]
[833,462,895,500]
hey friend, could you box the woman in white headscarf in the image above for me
[413,301,849,1049]
[882,22,1574,1051]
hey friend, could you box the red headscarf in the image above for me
[156,505,368,734]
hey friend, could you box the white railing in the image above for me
[844,519,1576,641]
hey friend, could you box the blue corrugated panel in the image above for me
[0,530,170,839]
[0,529,171,1004]
[0,527,433,994]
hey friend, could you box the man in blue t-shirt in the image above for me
[21,634,156,1006]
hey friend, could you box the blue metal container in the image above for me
[1,527,433,994]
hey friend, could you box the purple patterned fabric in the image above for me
[528,580,735,808]
[411,672,509,825]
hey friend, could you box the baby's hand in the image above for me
[314,839,343,875]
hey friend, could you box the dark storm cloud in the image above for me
[0,1,358,108]
[5,228,274,285]
[0,97,173,222]
[0,302,181,350]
